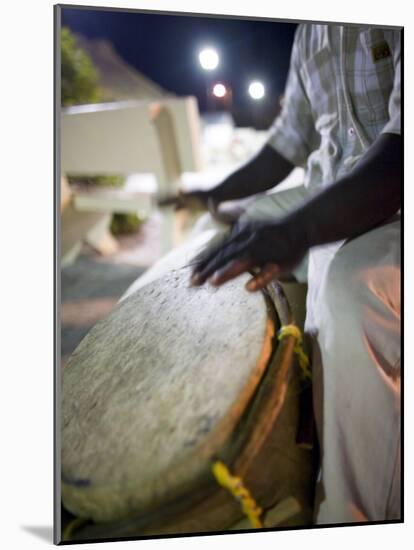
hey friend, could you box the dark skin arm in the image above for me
[191,133,402,290]
[158,144,294,210]
[208,144,295,203]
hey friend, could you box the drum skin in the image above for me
[61,267,275,524]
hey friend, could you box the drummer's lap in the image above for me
[312,218,401,523]
[239,184,310,223]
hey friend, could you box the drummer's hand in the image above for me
[190,219,308,291]
[157,189,217,212]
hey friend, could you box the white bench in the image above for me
[60,97,203,264]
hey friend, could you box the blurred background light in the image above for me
[212,83,227,98]
[248,81,265,100]
[199,48,219,71]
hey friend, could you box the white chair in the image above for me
[60,99,190,263]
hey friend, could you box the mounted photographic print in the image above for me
[54,3,402,544]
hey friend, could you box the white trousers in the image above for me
[244,188,401,523]
[229,188,401,523]
[310,218,401,523]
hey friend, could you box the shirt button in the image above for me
[348,127,355,137]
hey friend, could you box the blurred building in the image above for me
[75,35,173,102]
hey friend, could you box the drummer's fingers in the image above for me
[191,240,250,286]
[245,263,281,292]
[191,231,248,278]
[157,194,180,207]
[191,236,230,272]
[158,193,200,211]
[209,258,254,287]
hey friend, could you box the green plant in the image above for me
[110,213,144,235]
[61,29,144,238]
[67,174,125,188]
[61,27,101,106]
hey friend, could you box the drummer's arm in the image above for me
[292,50,401,247]
[208,144,294,203]
[294,133,401,248]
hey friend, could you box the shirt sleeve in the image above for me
[381,31,401,135]
[266,25,319,167]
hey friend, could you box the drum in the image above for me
[60,267,315,541]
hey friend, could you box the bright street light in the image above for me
[248,81,265,100]
[199,48,219,71]
[212,83,227,98]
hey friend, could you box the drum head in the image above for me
[61,267,275,522]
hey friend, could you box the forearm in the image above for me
[210,144,294,203]
[287,134,401,248]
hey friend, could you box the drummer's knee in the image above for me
[320,229,400,330]
[317,233,400,351]
[317,245,365,338]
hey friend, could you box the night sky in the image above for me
[61,7,297,123]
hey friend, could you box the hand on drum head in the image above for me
[190,219,308,291]
[157,189,214,212]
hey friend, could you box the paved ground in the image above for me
[61,256,145,361]
[60,214,163,365]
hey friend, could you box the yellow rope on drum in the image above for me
[278,324,311,381]
[211,326,310,528]
[211,461,263,528]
